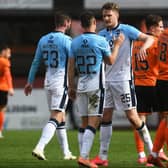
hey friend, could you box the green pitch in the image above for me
[0,129,162,168]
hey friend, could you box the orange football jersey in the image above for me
[157,28,168,80]
[0,57,13,91]
[132,36,159,86]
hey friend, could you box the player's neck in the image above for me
[106,23,119,31]
[0,55,8,59]
[54,26,66,33]
[83,27,96,33]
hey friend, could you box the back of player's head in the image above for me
[145,14,163,30]
[0,43,9,54]
[80,11,95,28]
[54,12,71,28]
[101,2,120,14]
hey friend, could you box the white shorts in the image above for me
[45,87,68,112]
[104,80,137,111]
[76,89,105,117]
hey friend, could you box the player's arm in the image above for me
[67,57,76,101]
[24,43,42,96]
[104,33,124,65]
[4,62,14,96]
[137,33,154,61]
[5,68,14,96]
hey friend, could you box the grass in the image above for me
[0,129,165,168]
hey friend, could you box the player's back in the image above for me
[71,33,109,92]
[132,36,159,86]
[39,32,72,88]
[157,28,168,80]
[39,31,71,70]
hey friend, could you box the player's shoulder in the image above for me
[158,29,168,43]
[119,23,140,40]
[163,28,168,33]
[161,28,168,37]
[98,28,107,35]
[119,23,138,31]
[119,23,130,28]
[39,32,71,44]
[51,32,72,41]
[71,34,83,46]
[40,32,57,40]
[152,36,159,45]
[72,33,105,42]
[0,57,10,67]
[63,33,72,41]
[96,33,107,42]
[38,32,50,43]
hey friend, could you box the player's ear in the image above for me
[150,25,156,33]
[63,20,68,28]
[93,18,96,25]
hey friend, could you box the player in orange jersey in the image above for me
[147,27,168,168]
[132,14,168,167]
[0,44,14,138]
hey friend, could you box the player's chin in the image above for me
[105,23,113,28]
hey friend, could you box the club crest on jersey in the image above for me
[49,35,54,39]
[48,35,54,43]
[81,39,89,48]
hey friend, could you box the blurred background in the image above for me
[2,0,168,130]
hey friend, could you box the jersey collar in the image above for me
[83,32,96,34]
[53,30,64,33]
[106,23,120,31]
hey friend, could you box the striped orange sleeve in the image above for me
[132,37,159,86]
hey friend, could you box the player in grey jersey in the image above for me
[91,2,154,167]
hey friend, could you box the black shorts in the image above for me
[156,80,168,112]
[0,90,8,106]
[135,86,158,113]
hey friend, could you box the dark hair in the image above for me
[54,12,71,28]
[145,14,163,30]
[80,11,95,28]
[0,43,9,53]
[101,2,120,13]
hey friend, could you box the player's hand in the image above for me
[24,83,33,96]
[8,88,14,96]
[114,33,125,47]
[138,46,147,61]
[68,88,76,101]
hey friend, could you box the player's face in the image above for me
[154,20,164,37]
[102,9,119,29]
